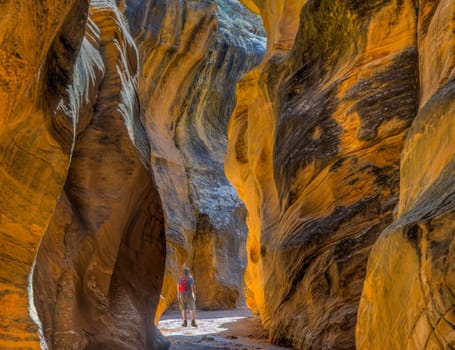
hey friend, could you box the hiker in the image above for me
[177,267,197,327]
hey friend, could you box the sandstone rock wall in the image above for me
[0,1,168,349]
[227,0,422,348]
[0,1,87,348]
[124,0,265,314]
[357,0,455,348]
[226,0,307,324]
[1,0,453,349]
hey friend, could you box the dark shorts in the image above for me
[179,293,196,311]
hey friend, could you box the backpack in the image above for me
[179,276,190,292]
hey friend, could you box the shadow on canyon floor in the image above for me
[158,309,294,349]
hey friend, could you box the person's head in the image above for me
[183,267,190,276]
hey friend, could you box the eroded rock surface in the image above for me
[1,0,263,346]
[1,0,453,349]
[227,0,422,348]
[0,1,168,349]
[0,1,87,348]
[357,1,455,348]
[124,0,265,314]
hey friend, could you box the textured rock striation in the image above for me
[0,1,88,348]
[0,1,168,349]
[357,1,455,348]
[227,0,424,348]
[124,0,265,314]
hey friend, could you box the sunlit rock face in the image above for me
[124,0,265,314]
[357,1,455,348]
[0,1,86,348]
[0,1,168,349]
[227,0,420,348]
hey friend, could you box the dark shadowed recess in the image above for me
[42,0,91,153]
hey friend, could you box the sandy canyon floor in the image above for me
[158,309,294,349]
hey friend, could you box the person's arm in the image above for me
[177,282,180,301]
[191,280,196,301]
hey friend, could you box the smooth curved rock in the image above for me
[227,0,419,348]
[0,1,168,349]
[33,2,168,349]
[357,1,455,348]
[0,1,87,348]
[124,0,265,315]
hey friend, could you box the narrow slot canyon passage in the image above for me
[0,0,454,349]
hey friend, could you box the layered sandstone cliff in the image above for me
[124,0,265,314]
[0,1,168,349]
[226,0,453,348]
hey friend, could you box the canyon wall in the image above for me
[0,0,263,347]
[1,0,453,349]
[0,1,88,348]
[357,0,455,348]
[0,1,168,349]
[124,0,265,314]
[227,0,451,348]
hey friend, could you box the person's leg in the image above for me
[190,310,197,327]
[189,295,197,327]
[179,298,188,326]
[181,310,188,326]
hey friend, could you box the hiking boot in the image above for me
[182,320,187,327]
[191,320,197,327]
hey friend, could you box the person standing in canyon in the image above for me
[177,267,198,327]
